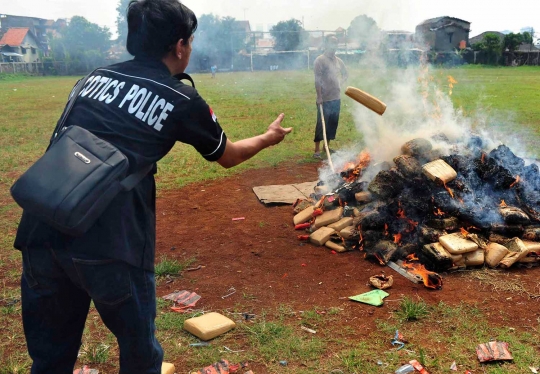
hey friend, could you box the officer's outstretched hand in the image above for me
[265,113,292,146]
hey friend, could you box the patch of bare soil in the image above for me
[154,162,540,370]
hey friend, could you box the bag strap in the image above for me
[174,72,195,88]
[120,163,154,191]
[50,70,98,144]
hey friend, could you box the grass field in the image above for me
[1,66,540,373]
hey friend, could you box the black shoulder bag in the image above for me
[10,72,153,236]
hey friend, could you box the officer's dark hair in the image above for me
[126,0,198,59]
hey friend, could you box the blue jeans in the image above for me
[21,246,163,374]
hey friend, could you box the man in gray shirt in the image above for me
[313,35,348,159]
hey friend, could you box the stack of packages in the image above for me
[293,197,362,253]
[422,229,540,270]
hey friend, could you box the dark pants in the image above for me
[314,99,341,142]
[21,246,163,374]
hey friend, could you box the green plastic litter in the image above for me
[349,289,389,306]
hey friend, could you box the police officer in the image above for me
[14,1,292,373]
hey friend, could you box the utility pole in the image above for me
[243,8,248,21]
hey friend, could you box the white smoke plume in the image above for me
[317,51,535,188]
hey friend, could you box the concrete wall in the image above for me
[19,33,39,63]
[415,18,470,51]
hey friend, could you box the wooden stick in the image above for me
[319,104,335,173]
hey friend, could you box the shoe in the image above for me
[313,152,322,159]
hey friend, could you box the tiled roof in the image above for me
[0,28,29,47]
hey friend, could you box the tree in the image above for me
[347,15,380,50]
[50,16,112,73]
[116,0,131,48]
[190,14,247,70]
[270,19,305,51]
[502,32,524,53]
[483,33,503,64]
[522,31,533,44]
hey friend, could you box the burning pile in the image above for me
[293,135,540,281]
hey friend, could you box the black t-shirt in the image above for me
[14,58,228,271]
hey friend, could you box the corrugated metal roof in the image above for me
[0,27,29,47]
[419,16,470,26]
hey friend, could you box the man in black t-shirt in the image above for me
[15,1,292,373]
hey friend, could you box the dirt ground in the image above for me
[155,161,540,340]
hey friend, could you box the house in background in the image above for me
[383,30,414,49]
[415,16,471,51]
[0,27,40,63]
[469,31,505,46]
[0,14,66,55]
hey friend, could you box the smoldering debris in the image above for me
[293,135,540,288]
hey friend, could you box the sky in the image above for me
[2,0,539,39]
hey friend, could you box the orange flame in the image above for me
[443,182,454,198]
[407,254,419,261]
[403,255,443,290]
[315,196,326,209]
[342,150,371,183]
[460,227,469,237]
[393,233,402,244]
[500,200,507,208]
[434,208,445,217]
[342,162,355,171]
[510,176,520,188]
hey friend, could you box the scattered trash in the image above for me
[162,290,201,312]
[232,217,245,221]
[349,289,389,306]
[191,359,231,374]
[301,263,307,267]
[391,330,407,350]
[387,261,423,284]
[186,265,203,272]
[220,346,245,354]
[394,364,414,374]
[184,312,236,341]
[73,366,98,374]
[530,367,539,374]
[476,341,513,362]
[190,342,210,347]
[301,326,317,334]
[450,361,457,370]
[242,312,256,321]
[331,250,337,254]
[369,274,394,290]
[279,360,288,366]
[297,234,310,240]
[409,359,430,374]
[221,287,237,299]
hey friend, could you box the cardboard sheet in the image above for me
[253,181,318,205]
